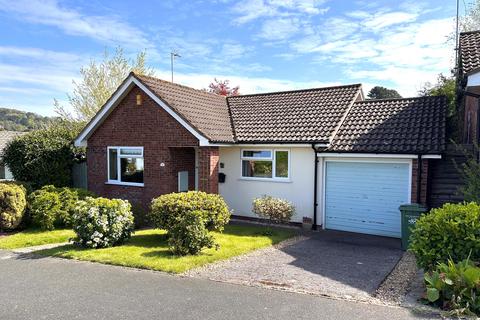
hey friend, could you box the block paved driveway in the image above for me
[187,229,404,302]
[0,249,436,320]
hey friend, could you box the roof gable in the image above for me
[226,84,362,143]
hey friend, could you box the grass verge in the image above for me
[36,224,296,273]
[0,228,75,249]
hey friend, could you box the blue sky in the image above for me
[0,0,458,116]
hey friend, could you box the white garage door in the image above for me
[324,161,410,238]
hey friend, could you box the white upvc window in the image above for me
[241,149,290,180]
[107,146,144,187]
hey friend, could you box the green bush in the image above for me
[150,191,231,255]
[2,124,84,188]
[410,202,480,270]
[28,185,94,230]
[167,210,216,255]
[425,257,480,316]
[72,197,134,248]
[252,195,295,224]
[0,183,27,230]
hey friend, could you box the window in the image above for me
[107,147,144,186]
[241,149,289,180]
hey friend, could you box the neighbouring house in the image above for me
[0,131,24,180]
[74,72,446,238]
[459,30,480,144]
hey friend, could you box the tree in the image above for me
[55,47,155,122]
[3,120,85,188]
[207,78,240,96]
[419,74,458,141]
[367,86,402,99]
[460,0,480,32]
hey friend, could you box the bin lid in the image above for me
[399,203,427,212]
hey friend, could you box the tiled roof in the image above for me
[328,96,446,154]
[0,131,25,155]
[227,85,362,143]
[459,30,480,74]
[135,74,234,143]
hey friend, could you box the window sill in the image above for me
[238,177,291,183]
[105,181,144,187]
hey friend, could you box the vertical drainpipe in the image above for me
[416,154,422,204]
[312,144,318,230]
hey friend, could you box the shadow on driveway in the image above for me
[187,229,403,301]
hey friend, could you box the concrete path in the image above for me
[0,249,438,320]
[186,230,403,302]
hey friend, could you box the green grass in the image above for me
[36,225,296,273]
[0,228,75,249]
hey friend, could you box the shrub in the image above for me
[28,185,94,230]
[410,202,480,270]
[72,197,134,248]
[167,210,216,255]
[150,191,231,255]
[150,191,231,232]
[29,187,62,230]
[425,257,480,316]
[2,123,85,188]
[252,195,295,224]
[0,183,27,230]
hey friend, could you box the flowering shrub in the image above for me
[150,191,231,255]
[0,183,27,230]
[252,195,295,224]
[72,197,134,248]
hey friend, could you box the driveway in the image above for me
[0,249,435,319]
[186,229,403,302]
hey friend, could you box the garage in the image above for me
[324,161,411,238]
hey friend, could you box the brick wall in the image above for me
[198,147,219,194]
[87,85,200,209]
[411,159,429,205]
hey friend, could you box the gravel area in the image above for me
[184,230,403,303]
[375,251,418,304]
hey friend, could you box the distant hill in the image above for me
[0,107,54,131]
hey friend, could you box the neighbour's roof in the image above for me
[459,30,480,75]
[227,85,362,143]
[135,74,234,143]
[0,131,25,155]
[328,96,446,154]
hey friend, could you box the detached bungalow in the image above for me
[75,73,446,238]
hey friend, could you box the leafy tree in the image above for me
[207,78,240,96]
[367,86,402,99]
[55,47,154,122]
[460,0,480,32]
[456,143,480,203]
[419,74,458,141]
[2,120,85,188]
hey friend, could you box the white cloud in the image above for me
[363,11,418,30]
[259,18,301,40]
[0,0,152,49]
[232,0,329,24]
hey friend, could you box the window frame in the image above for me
[240,149,290,181]
[107,146,145,187]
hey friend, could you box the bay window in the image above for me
[107,147,144,186]
[241,149,290,180]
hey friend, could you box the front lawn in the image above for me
[37,225,296,273]
[0,228,75,249]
